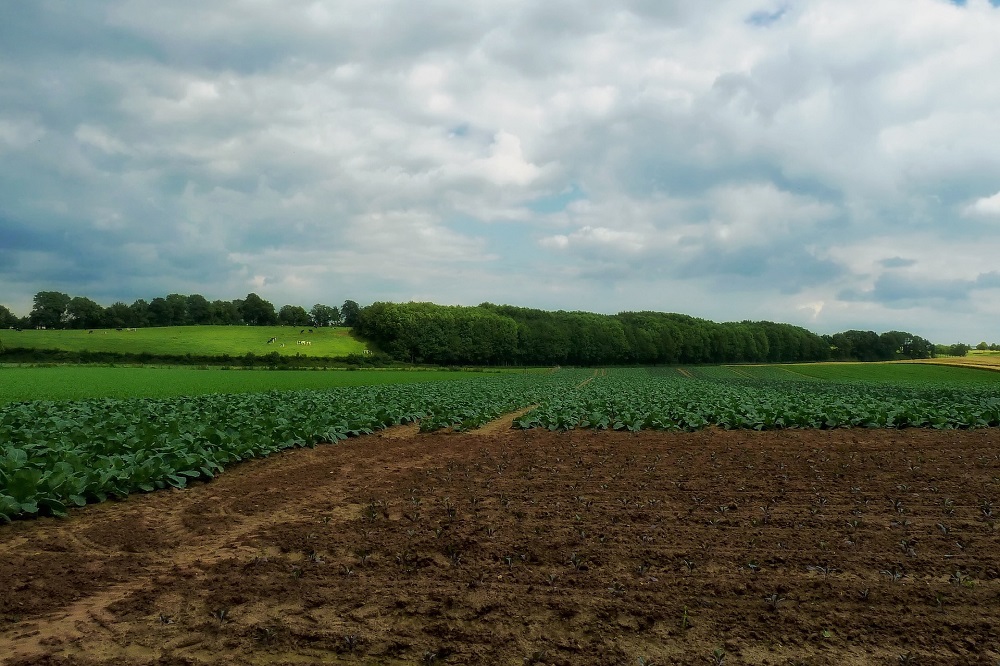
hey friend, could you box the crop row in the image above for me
[516,368,1000,431]
[0,371,589,522]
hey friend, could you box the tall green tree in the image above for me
[211,300,242,325]
[0,304,18,328]
[278,304,311,326]
[310,303,340,327]
[66,296,105,329]
[341,300,361,327]
[240,293,277,325]
[29,291,70,329]
[104,302,132,329]
[147,297,171,327]
[164,294,190,325]
[186,294,213,324]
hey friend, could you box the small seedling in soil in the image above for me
[211,607,230,625]
[708,647,726,665]
[158,613,173,624]
[253,625,277,643]
[569,552,585,570]
[858,587,870,601]
[680,607,692,630]
[637,657,656,666]
[342,633,360,652]
[881,566,905,583]
[765,593,785,611]
[949,570,973,587]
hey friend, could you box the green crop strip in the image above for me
[516,367,1000,432]
[0,366,527,404]
[0,370,590,522]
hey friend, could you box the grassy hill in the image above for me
[0,326,370,358]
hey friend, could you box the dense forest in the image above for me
[2,292,961,366]
[354,301,941,366]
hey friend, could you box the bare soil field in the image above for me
[3,427,1000,665]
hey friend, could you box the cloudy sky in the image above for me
[2,0,999,342]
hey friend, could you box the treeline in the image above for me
[1,291,361,330]
[2,293,962,367]
[355,302,834,365]
[824,330,937,362]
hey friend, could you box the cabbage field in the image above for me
[3,363,999,523]
[518,365,1000,431]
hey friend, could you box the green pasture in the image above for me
[0,366,503,404]
[0,326,368,358]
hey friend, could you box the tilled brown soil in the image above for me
[3,427,1000,665]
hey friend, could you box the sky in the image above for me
[2,0,999,343]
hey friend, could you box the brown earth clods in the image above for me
[3,425,1000,665]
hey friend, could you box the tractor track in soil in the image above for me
[3,427,1000,665]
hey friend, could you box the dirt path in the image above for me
[3,428,1000,665]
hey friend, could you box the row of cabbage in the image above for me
[0,370,589,522]
[516,368,1000,432]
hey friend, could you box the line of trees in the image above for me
[2,291,362,330]
[823,330,936,361]
[354,302,957,366]
[1,293,973,366]
[354,302,834,366]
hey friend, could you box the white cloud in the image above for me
[963,191,1000,218]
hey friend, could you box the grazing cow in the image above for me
[308,329,313,333]
[267,337,277,344]
[300,329,305,334]
[89,330,94,334]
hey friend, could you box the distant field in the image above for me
[0,366,507,404]
[724,358,1000,384]
[905,350,1000,371]
[774,361,1000,383]
[0,326,368,358]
